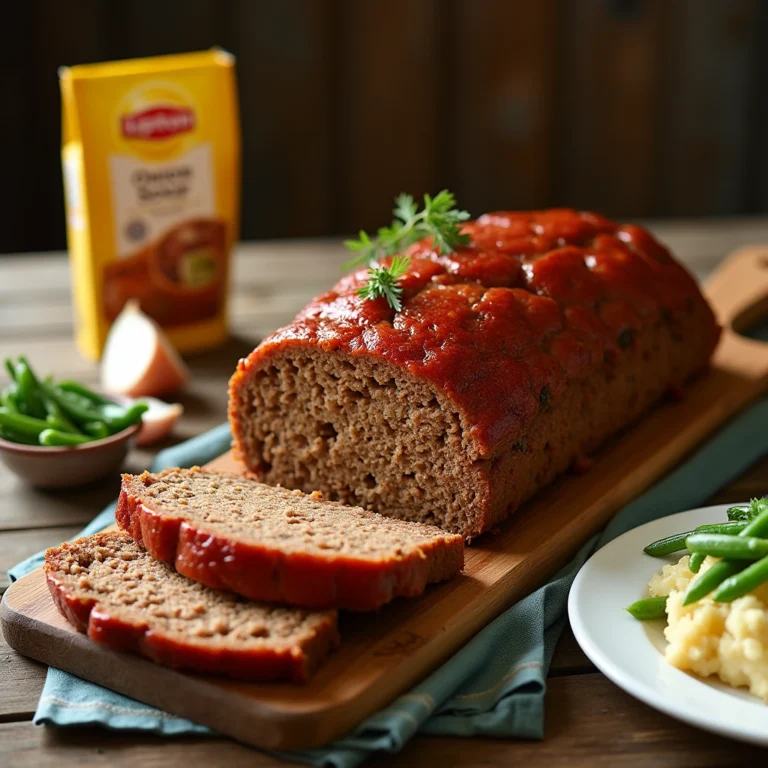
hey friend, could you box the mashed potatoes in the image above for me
[648,555,768,700]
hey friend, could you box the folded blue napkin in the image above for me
[9,403,768,767]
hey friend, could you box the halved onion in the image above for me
[134,397,184,447]
[101,301,190,398]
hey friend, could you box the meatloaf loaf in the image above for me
[229,209,720,539]
[116,467,463,610]
[45,532,338,682]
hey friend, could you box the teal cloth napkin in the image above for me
[8,404,768,767]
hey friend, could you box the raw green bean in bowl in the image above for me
[0,356,147,488]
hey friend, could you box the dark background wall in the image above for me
[1,0,765,254]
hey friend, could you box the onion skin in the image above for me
[134,399,184,447]
[101,303,190,398]
[117,338,189,398]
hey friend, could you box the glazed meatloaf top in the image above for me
[231,210,720,459]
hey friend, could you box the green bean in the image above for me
[683,560,748,605]
[15,363,46,419]
[82,421,109,439]
[742,505,768,538]
[40,381,143,434]
[626,596,667,620]
[57,380,116,406]
[104,401,148,434]
[644,532,689,557]
[713,555,768,603]
[41,397,82,435]
[0,386,20,414]
[37,380,103,426]
[39,429,92,447]
[99,403,126,421]
[11,382,31,416]
[0,408,50,438]
[689,552,706,573]
[4,358,17,382]
[16,356,41,389]
[45,414,75,432]
[0,425,38,445]
[700,522,749,534]
[683,505,768,605]
[644,522,747,557]
[66,389,107,414]
[686,533,768,560]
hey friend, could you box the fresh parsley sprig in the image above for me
[356,254,411,312]
[344,190,471,269]
[344,191,471,310]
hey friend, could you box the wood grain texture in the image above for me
[452,0,557,211]
[13,0,114,254]
[3,245,767,750]
[335,0,441,233]
[657,0,758,216]
[560,0,664,216]
[0,527,82,594]
[7,0,768,258]
[0,475,121,533]
[0,3,36,254]
[3,674,768,767]
[233,1,335,238]
[0,627,45,722]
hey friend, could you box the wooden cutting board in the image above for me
[2,246,768,751]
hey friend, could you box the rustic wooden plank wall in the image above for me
[0,0,765,254]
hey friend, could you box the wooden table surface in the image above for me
[2,218,768,766]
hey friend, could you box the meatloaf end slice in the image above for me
[44,531,339,683]
[230,347,488,536]
[116,467,464,611]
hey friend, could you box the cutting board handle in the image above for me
[705,245,768,381]
[706,245,768,335]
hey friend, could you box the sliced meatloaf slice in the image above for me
[44,532,338,682]
[116,467,464,611]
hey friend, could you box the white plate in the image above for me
[569,503,768,746]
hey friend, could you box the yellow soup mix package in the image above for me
[59,49,240,359]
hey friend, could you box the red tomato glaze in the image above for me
[254,210,718,456]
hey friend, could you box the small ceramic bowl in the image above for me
[0,422,141,488]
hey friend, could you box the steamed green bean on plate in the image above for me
[627,497,768,701]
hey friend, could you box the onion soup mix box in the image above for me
[59,49,241,359]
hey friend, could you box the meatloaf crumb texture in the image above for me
[228,209,721,538]
[44,532,338,682]
[116,467,464,610]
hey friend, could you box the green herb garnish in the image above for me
[727,498,768,522]
[355,255,411,312]
[344,190,471,310]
